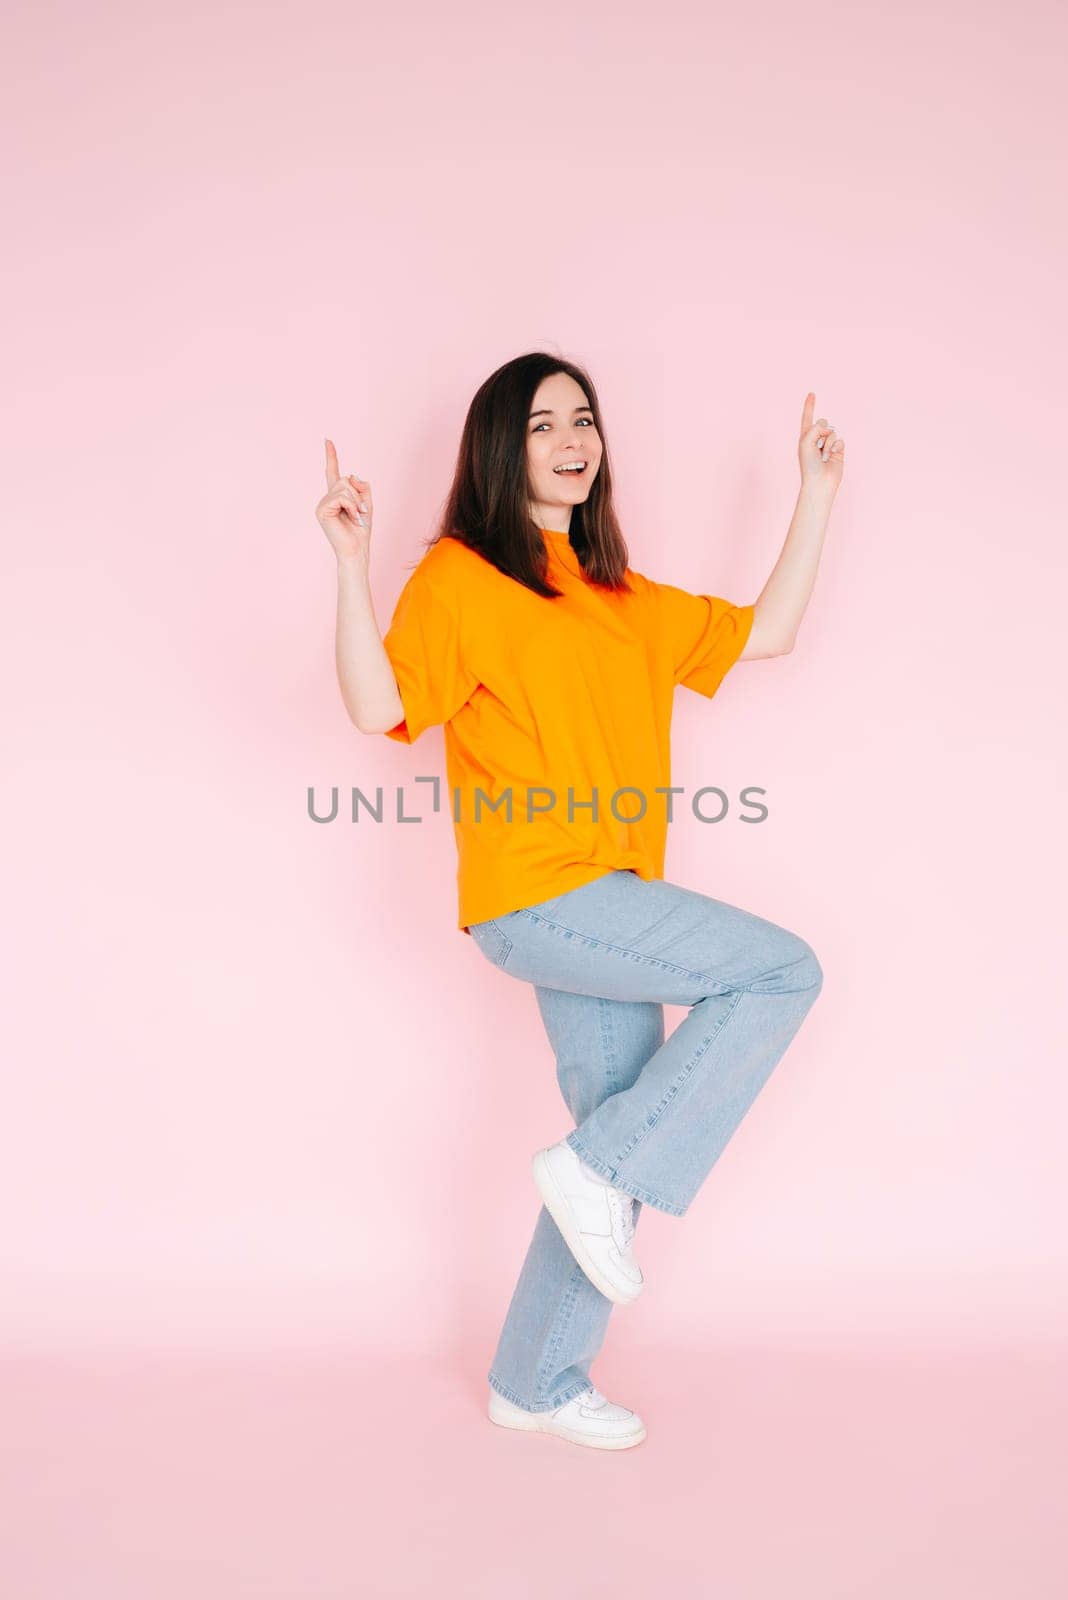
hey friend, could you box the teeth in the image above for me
[554,463,586,472]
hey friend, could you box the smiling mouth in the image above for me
[553,462,587,475]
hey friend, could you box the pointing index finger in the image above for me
[324,438,341,489]
[801,393,815,433]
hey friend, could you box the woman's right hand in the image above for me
[316,439,374,563]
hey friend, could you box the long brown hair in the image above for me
[415,351,633,599]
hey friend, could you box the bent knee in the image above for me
[801,944,824,994]
[751,935,824,995]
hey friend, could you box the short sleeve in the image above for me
[652,580,755,698]
[380,567,479,744]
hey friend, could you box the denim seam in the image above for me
[488,1371,593,1414]
[513,907,742,992]
[612,988,746,1167]
[510,908,822,996]
[476,919,513,967]
[598,996,619,1096]
[534,1263,584,1399]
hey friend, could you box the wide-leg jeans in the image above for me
[467,868,824,1414]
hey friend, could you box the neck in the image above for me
[530,503,573,535]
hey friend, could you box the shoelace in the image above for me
[607,1187,635,1252]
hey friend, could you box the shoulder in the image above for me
[392,536,471,609]
[405,534,491,592]
[623,566,700,615]
[619,565,659,609]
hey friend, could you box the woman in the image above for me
[318,351,844,1452]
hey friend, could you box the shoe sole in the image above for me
[531,1149,643,1306]
[488,1398,647,1450]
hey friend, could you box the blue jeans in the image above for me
[467,868,824,1413]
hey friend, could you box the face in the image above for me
[525,370,603,531]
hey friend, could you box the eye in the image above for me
[531,416,595,432]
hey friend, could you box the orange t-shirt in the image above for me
[381,527,754,935]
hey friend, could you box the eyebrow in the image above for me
[529,405,594,420]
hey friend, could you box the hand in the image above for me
[798,393,845,493]
[316,439,374,562]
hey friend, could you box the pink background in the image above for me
[4,0,1066,1595]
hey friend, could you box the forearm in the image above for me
[752,483,835,652]
[335,554,404,733]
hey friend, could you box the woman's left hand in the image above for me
[798,392,845,493]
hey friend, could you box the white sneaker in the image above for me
[531,1140,644,1304]
[488,1383,647,1450]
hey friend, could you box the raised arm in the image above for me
[741,392,845,659]
[316,439,404,734]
